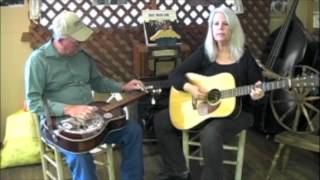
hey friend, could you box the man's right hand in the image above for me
[64,105,98,120]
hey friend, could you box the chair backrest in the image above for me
[31,112,67,180]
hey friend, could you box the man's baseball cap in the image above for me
[51,11,93,42]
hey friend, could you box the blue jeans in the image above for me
[60,120,144,180]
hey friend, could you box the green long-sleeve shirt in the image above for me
[25,40,123,117]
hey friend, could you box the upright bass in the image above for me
[253,0,317,134]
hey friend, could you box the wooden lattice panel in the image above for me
[82,27,143,81]
[22,0,271,81]
[39,0,146,28]
[240,0,271,59]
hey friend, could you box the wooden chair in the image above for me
[182,129,247,180]
[32,113,116,180]
[266,131,320,180]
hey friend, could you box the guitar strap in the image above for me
[42,96,58,142]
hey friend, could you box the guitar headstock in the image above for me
[292,74,319,88]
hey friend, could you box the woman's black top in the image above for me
[169,44,263,113]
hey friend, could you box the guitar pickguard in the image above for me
[197,101,221,116]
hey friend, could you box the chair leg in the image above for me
[182,131,190,169]
[33,113,67,180]
[281,146,291,171]
[106,145,116,180]
[39,140,49,180]
[183,130,248,180]
[234,130,246,180]
[54,148,65,180]
[199,149,204,166]
[33,114,50,180]
[266,143,285,180]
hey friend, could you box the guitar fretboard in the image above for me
[221,77,316,98]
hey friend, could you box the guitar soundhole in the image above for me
[207,89,221,105]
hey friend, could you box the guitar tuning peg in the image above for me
[152,88,162,94]
[151,97,156,105]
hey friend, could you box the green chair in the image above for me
[182,129,247,180]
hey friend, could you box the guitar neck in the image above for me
[222,78,300,98]
[100,92,146,112]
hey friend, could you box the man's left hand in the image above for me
[122,79,145,92]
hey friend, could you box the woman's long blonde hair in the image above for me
[204,5,245,62]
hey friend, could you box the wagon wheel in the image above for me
[269,65,319,134]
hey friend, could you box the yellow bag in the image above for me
[0,110,40,169]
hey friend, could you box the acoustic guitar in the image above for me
[169,72,319,130]
[44,87,161,153]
